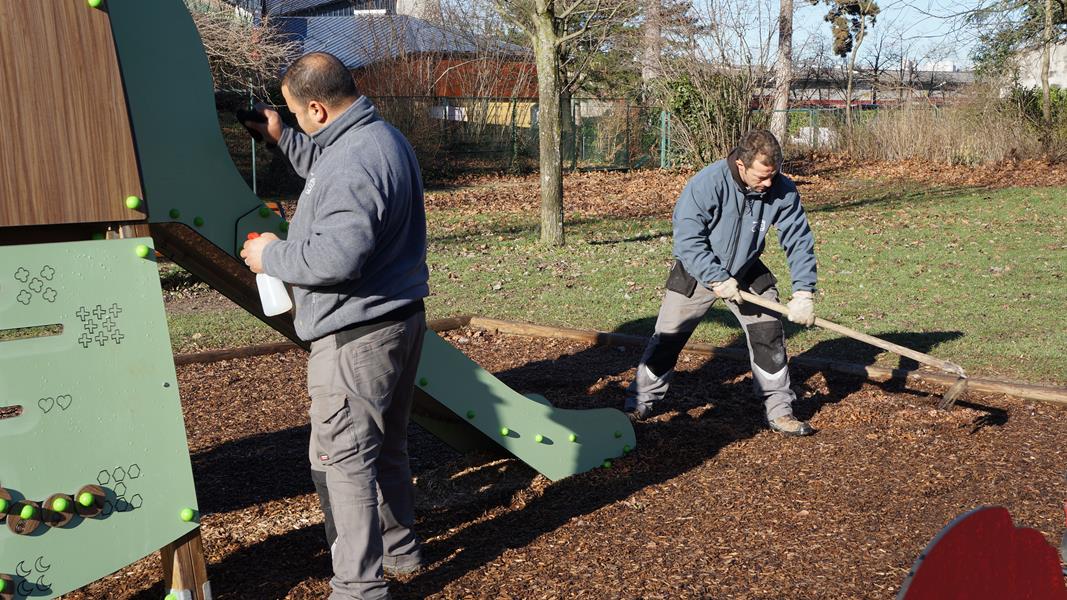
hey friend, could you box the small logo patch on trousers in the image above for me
[319,453,330,462]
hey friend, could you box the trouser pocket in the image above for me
[309,392,358,468]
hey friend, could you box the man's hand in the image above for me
[787,290,816,326]
[711,278,743,303]
[240,232,280,274]
[243,103,285,146]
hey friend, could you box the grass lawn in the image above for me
[166,183,1067,386]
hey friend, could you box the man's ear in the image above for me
[309,100,328,124]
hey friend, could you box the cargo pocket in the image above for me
[309,392,358,467]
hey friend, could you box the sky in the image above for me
[792,0,983,70]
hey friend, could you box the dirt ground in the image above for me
[67,328,1067,599]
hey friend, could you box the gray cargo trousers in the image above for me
[307,310,426,600]
[628,282,796,421]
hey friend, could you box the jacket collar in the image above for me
[311,95,379,149]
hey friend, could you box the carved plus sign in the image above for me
[111,330,125,344]
[95,331,107,346]
[78,333,92,348]
[92,305,107,321]
[76,307,90,321]
[83,320,98,335]
[102,319,116,332]
[109,303,123,319]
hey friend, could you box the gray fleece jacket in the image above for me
[674,152,817,293]
[261,96,429,341]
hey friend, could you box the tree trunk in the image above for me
[1041,0,1053,152]
[641,0,663,91]
[769,0,793,144]
[533,7,564,246]
[845,19,866,150]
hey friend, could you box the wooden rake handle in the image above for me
[738,290,967,378]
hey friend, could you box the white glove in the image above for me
[711,278,743,303]
[787,290,815,326]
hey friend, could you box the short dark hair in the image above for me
[737,130,782,169]
[282,52,358,106]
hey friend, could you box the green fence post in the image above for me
[660,110,667,169]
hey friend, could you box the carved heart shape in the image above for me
[56,395,72,410]
[38,397,54,413]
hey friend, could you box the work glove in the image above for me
[787,290,816,326]
[711,278,743,303]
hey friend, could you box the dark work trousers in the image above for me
[628,283,796,421]
[307,311,426,600]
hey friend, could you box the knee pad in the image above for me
[747,321,787,374]
[646,331,691,377]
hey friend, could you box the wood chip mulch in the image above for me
[66,330,1067,599]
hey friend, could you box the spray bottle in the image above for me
[247,232,293,316]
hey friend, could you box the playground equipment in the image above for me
[0,1,633,598]
[898,506,1067,600]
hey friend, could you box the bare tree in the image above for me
[492,0,634,246]
[812,0,879,142]
[185,0,299,97]
[769,0,794,142]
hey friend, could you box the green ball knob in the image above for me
[614,430,622,439]
[0,498,8,513]
[165,594,177,600]
[193,216,205,227]
[169,208,181,219]
[279,221,289,232]
[125,195,142,209]
[0,578,6,593]
[602,460,612,469]
[179,508,195,522]
[500,427,510,436]
[466,410,475,419]
[20,505,35,520]
[623,445,632,454]
[135,244,151,258]
[568,433,577,443]
[78,492,95,507]
[52,498,70,512]
[534,434,544,443]
[418,378,428,387]
[259,206,271,218]
[88,0,103,8]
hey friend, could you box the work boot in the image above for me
[623,396,653,422]
[383,553,423,577]
[768,415,815,437]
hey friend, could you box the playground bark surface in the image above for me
[66,329,1067,599]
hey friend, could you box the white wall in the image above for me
[1015,44,1067,89]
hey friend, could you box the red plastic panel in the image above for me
[900,506,1067,600]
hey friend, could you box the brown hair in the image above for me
[282,52,358,106]
[736,130,782,169]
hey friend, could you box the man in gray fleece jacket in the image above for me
[625,130,818,436]
[240,52,428,600]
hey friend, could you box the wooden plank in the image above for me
[160,529,211,600]
[0,0,144,228]
[467,317,1067,406]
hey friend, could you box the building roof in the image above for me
[276,15,527,69]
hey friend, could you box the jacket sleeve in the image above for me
[673,178,731,284]
[260,170,382,287]
[774,186,818,293]
[278,126,322,179]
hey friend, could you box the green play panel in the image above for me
[0,238,198,598]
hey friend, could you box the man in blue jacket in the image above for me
[240,52,428,599]
[625,130,818,436]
